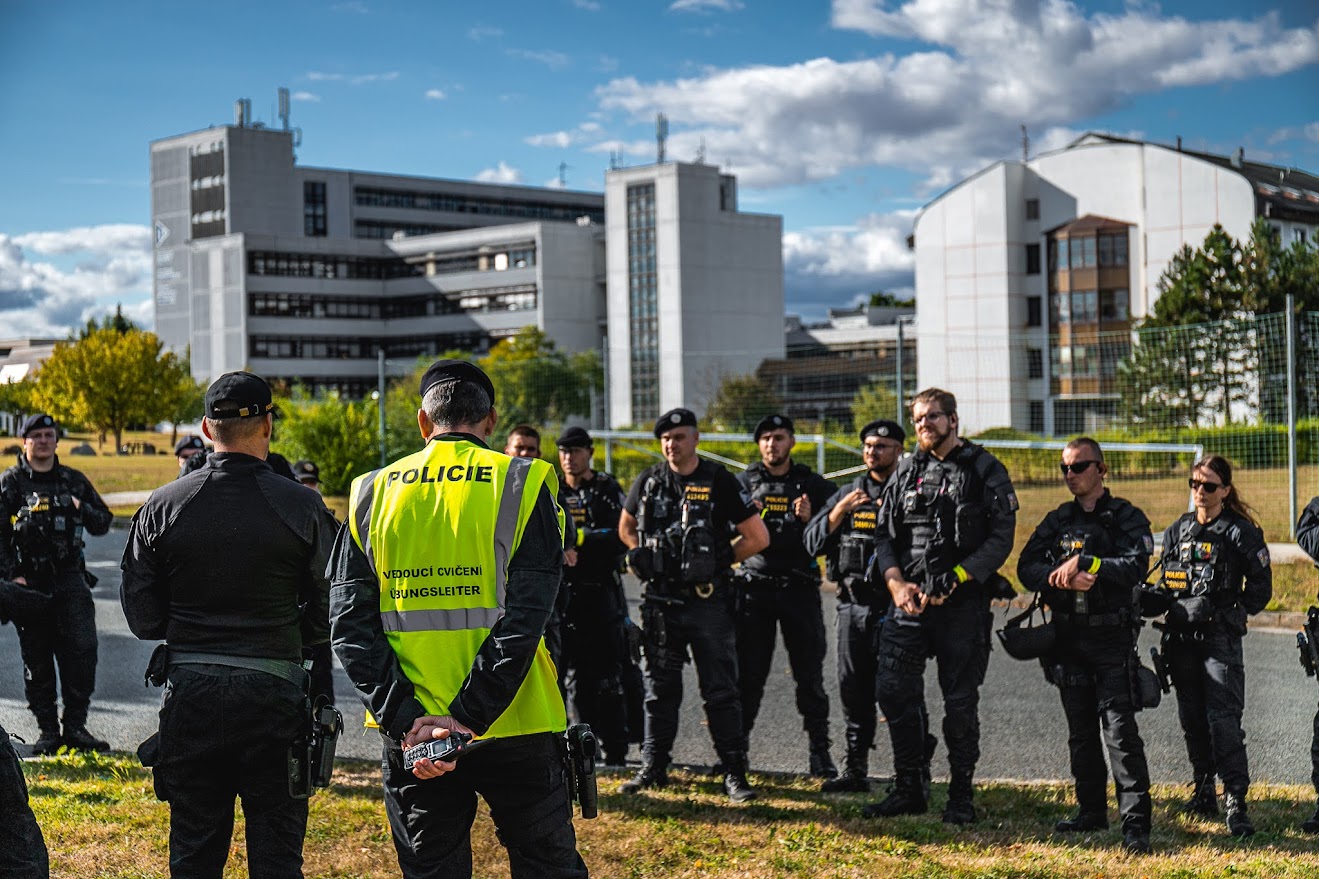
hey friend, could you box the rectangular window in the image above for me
[1026,296,1042,327]
[1071,289,1098,323]
[1053,293,1070,325]
[304,181,327,237]
[1025,199,1039,221]
[1296,228,1309,244]
[1027,347,1043,379]
[1025,243,1041,275]
[1069,236,1096,269]
[1029,401,1044,434]
[1098,232,1128,267]
[1099,288,1129,321]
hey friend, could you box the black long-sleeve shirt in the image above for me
[1157,509,1272,617]
[1298,497,1319,571]
[0,454,111,579]
[327,433,564,740]
[119,452,335,661]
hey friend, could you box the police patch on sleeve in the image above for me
[1256,547,1270,568]
[1006,492,1019,512]
[1142,534,1154,554]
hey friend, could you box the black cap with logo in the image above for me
[20,413,57,437]
[653,408,698,438]
[174,435,206,456]
[292,460,320,483]
[752,414,794,440]
[859,419,906,445]
[555,426,593,449]
[205,372,274,420]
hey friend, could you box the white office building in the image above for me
[911,133,1319,434]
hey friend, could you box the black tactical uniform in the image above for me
[0,427,112,753]
[121,373,336,878]
[1298,496,1319,834]
[622,442,759,797]
[558,464,632,764]
[1,580,51,879]
[868,441,1017,822]
[735,458,836,775]
[1018,490,1153,839]
[804,472,888,789]
[1151,508,1271,834]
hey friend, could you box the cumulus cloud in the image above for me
[591,1,1319,188]
[475,162,524,184]
[1268,121,1319,144]
[0,224,152,337]
[292,91,321,102]
[525,121,602,148]
[424,88,447,100]
[782,211,916,312]
[670,0,744,12]
[305,70,400,85]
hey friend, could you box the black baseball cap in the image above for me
[174,435,206,455]
[292,460,319,482]
[419,359,496,408]
[859,419,906,444]
[205,372,273,419]
[752,414,794,440]
[555,426,593,449]
[20,413,57,437]
[653,408,698,438]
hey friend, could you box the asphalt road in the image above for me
[4,526,1317,788]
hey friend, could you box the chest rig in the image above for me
[1049,503,1120,615]
[11,477,83,576]
[1160,517,1230,599]
[561,474,624,582]
[637,467,725,588]
[744,465,808,546]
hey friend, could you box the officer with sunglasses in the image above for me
[1147,455,1271,837]
[1017,438,1154,854]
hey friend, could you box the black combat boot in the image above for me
[919,734,938,803]
[1224,792,1255,837]
[821,747,870,793]
[1122,826,1152,854]
[32,723,62,756]
[1181,774,1218,817]
[861,771,927,818]
[942,770,977,825]
[1301,800,1319,834]
[722,754,758,803]
[63,725,110,752]
[1055,810,1109,832]
[620,762,669,794]
[807,737,838,780]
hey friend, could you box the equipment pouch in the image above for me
[627,546,657,581]
[309,702,344,789]
[1129,653,1162,711]
[837,534,869,577]
[1166,595,1214,626]
[953,502,989,551]
[136,732,161,768]
[144,643,169,688]
[680,525,719,584]
[288,742,311,801]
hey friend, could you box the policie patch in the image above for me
[1256,547,1270,568]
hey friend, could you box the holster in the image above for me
[563,723,598,819]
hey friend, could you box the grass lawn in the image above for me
[25,752,1319,878]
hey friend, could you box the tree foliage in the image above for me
[31,327,192,451]
[478,328,598,430]
[705,373,782,432]
[849,380,904,435]
[273,390,380,496]
[867,290,915,308]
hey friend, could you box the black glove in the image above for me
[0,579,52,626]
[1138,588,1172,618]
[626,546,656,581]
[922,570,960,600]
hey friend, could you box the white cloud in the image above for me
[783,210,917,310]
[468,25,503,40]
[475,162,524,184]
[305,70,400,85]
[525,121,602,149]
[1268,121,1319,145]
[292,91,321,102]
[670,0,744,12]
[424,88,447,101]
[507,48,571,70]
[0,224,152,337]
[592,2,1319,188]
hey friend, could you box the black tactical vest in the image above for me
[10,474,84,574]
[560,473,625,583]
[1044,501,1125,615]
[741,463,813,574]
[892,445,989,572]
[637,465,727,586]
[827,476,884,585]
[1161,517,1232,600]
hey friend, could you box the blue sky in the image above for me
[1,0,1317,336]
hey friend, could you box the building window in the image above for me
[304,181,327,237]
[1069,236,1096,269]
[1027,347,1043,379]
[1296,228,1309,245]
[1025,243,1041,275]
[626,182,659,422]
[1098,232,1128,267]
[1071,290,1098,323]
[1025,199,1039,221]
[1052,293,1070,325]
[1099,288,1129,321]
[352,186,604,226]
[1027,296,1042,327]
[1029,401,1044,434]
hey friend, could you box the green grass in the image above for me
[23,754,1319,878]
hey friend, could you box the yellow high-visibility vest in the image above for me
[348,438,566,737]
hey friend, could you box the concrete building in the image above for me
[912,133,1319,435]
[0,338,58,436]
[150,106,785,427]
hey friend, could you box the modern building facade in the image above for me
[912,133,1319,434]
[151,109,784,426]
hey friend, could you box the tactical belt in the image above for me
[741,568,820,588]
[1053,610,1130,628]
[169,650,309,689]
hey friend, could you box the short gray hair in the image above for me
[423,380,493,430]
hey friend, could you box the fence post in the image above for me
[815,434,825,475]
[1287,294,1298,539]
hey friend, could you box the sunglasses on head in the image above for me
[1059,461,1100,475]
[1188,478,1226,493]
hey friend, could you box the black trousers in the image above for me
[382,732,587,879]
[1312,703,1319,795]
[1165,626,1251,795]
[0,721,49,879]
[834,600,883,765]
[876,597,992,777]
[1047,626,1151,832]
[14,568,97,732]
[152,665,309,879]
[735,574,830,741]
[561,578,630,760]
[640,590,744,765]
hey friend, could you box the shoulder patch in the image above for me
[738,486,754,507]
[1006,491,1019,512]
[1142,534,1154,554]
[1256,547,1270,568]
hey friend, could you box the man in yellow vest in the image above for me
[328,359,588,879]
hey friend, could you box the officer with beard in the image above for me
[865,388,1017,825]
[1017,438,1153,854]
[804,418,906,792]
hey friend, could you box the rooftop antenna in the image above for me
[278,87,291,131]
[696,137,706,164]
[656,112,668,164]
[1021,124,1029,162]
[558,161,570,187]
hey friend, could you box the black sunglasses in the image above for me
[1188,478,1226,493]
[1059,461,1101,475]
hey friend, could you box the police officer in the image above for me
[120,372,337,877]
[555,426,633,765]
[866,388,1017,824]
[1017,438,1153,854]
[328,360,588,879]
[1,413,113,754]
[735,414,838,778]
[804,418,906,792]
[292,459,320,491]
[505,424,543,460]
[290,459,337,709]
[1,579,51,879]
[174,435,207,479]
[1297,495,1319,834]
[1147,455,1271,837]
[618,408,769,803]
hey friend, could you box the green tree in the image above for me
[705,373,782,432]
[0,378,38,431]
[273,390,379,496]
[849,380,902,435]
[31,327,188,451]
[478,328,595,430]
[78,304,138,339]
[867,290,915,308]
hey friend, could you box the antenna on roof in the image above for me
[656,112,668,164]
[278,87,291,131]
[1021,124,1029,162]
[558,161,570,187]
[696,137,706,164]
